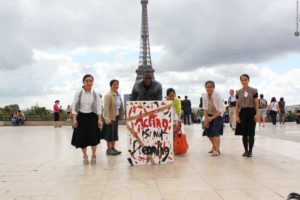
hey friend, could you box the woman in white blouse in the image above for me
[268,97,280,125]
[71,74,102,165]
[202,81,225,156]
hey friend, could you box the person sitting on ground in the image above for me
[53,100,62,128]
[17,110,25,126]
[11,112,18,126]
[130,70,162,101]
[258,94,268,127]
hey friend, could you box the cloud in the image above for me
[0,1,34,69]
[2,0,299,71]
[151,0,300,71]
[0,0,300,109]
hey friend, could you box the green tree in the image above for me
[2,104,20,114]
[25,106,51,117]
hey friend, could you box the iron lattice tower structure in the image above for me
[135,0,155,82]
[295,0,299,37]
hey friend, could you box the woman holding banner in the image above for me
[102,79,125,156]
[203,81,225,156]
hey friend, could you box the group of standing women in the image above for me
[202,74,259,157]
[71,75,124,165]
[71,73,262,165]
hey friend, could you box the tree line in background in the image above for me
[0,104,67,121]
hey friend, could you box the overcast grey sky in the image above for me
[0,0,300,109]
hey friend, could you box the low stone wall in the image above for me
[0,121,72,126]
[0,120,126,126]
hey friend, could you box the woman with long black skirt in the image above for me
[235,74,259,157]
[71,74,102,165]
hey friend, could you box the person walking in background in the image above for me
[258,94,268,127]
[178,96,184,121]
[102,79,125,156]
[71,74,102,165]
[278,97,286,124]
[295,110,300,124]
[228,89,236,131]
[66,105,72,122]
[203,81,225,156]
[235,74,259,158]
[53,100,61,128]
[268,97,280,125]
[130,70,162,101]
[224,101,229,124]
[165,88,182,135]
[99,94,104,117]
[182,96,192,125]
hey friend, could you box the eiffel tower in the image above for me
[135,0,155,82]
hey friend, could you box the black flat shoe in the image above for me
[242,152,248,157]
[247,152,253,157]
[113,148,122,154]
[106,149,118,156]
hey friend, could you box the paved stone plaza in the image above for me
[0,123,299,200]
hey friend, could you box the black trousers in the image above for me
[270,110,277,125]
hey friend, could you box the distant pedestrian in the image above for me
[235,74,259,158]
[66,105,72,122]
[224,101,229,124]
[268,97,280,125]
[203,81,225,156]
[228,89,236,130]
[71,74,102,165]
[53,100,61,128]
[258,94,268,127]
[278,97,286,124]
[295,110,300,124]
[102,79,125,156]
[182,96,192,125]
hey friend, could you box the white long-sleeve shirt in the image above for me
[203,91,225,115]
[72,89,102,115]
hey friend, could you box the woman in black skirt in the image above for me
[71,74,102,165]
[235,74,259,157]
[102,79,124,156]
[202,81,225,156]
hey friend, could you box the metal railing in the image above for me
[0,114,68,121]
